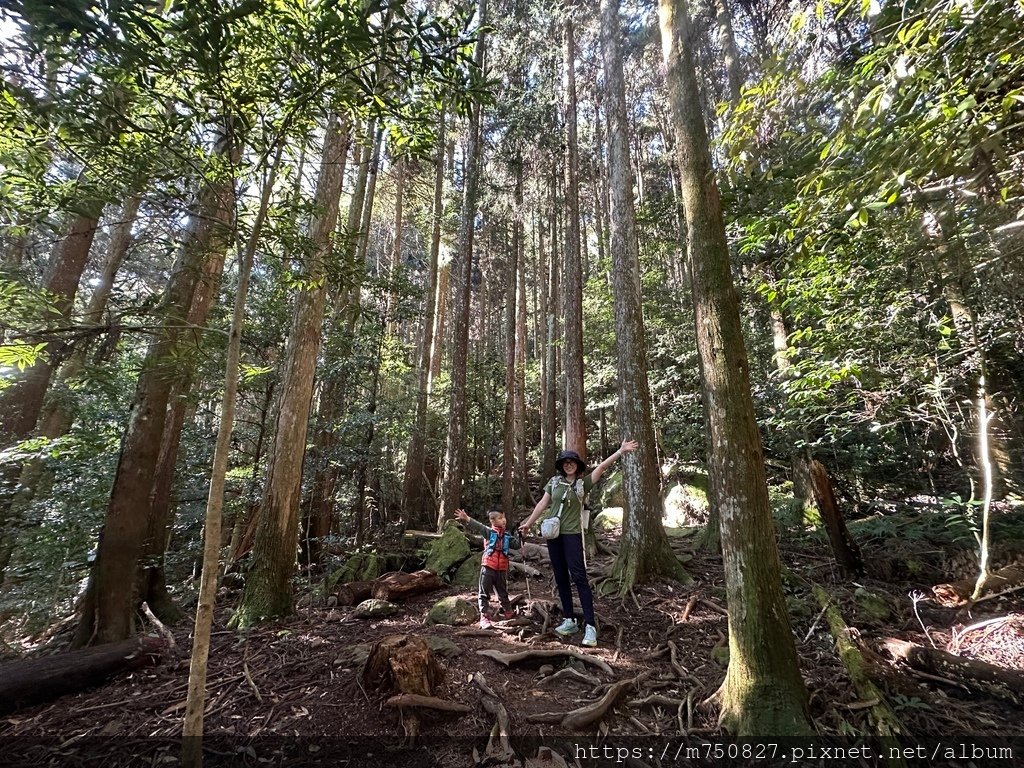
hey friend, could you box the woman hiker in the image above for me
[518,439,638,647]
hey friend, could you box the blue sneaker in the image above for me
[554,618,579,636]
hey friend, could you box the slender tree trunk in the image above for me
[502,162,522,515]
[74,126,240,647]
[715,0,743,104]
[0,204,104,446]
[386,154,405,335]
[0,195,141,584]
[230,116,350,628]
[181,141,282,768]
[514,167,529,506]
[438,0,488,529]
[139,210,235,623]
[658,0,810,735]
[402,110,447,529]
[562,16,586,459]
[601,0,684,589]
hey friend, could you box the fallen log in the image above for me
[477,647,613,675]
[371,570,443,602]
[811,585,903,740]
[881,638,1024,704]
[0,635,166,715]
[333,580,374,606]
[932,564,1024,607]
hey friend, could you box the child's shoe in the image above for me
[503,609,515,620]
[554,618,579,636]
[480,615,492,629]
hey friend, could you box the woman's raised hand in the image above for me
[620,439,638,454]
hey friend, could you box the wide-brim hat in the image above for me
[555,449,588,476]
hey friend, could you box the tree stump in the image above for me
[809,459,863,577]
[361,634,445,739]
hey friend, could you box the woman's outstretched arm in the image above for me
[588,439,638,485]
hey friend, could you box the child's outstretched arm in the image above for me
[454,508,488,536]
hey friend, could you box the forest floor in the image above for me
[2,507,1024,767]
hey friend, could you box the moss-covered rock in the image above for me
[424,636,462,657]
[326,553,386,593]
[424,522,472,580]
[453,552,482,586]
[425,596,478,626]
[664,477,710,527]
[595,506,623,531]
[352,598,400,619]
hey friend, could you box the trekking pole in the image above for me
[520,528,532,601]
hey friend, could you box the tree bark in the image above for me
[0,204,104,446]
[181,142,282,768]
[502,160,522,515]
[562,15,586,459]
[657,0,810,736]
[0,636,165,715]
[601,0,684,590]
[74,125,240,647]
[438,0,488,529]
[231,116,350,627]
[403,109,446,529]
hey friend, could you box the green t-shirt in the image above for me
[543,475,594,535]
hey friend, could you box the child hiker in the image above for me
[454,507,523,628]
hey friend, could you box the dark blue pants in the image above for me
[546,532,594,626]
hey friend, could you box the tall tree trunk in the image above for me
[139,212,235,623]
[230,116,350,628]
[402,110,447,529]
[601,0,683,590]
[715,0,743,104]
[181,141,281,768]
[658,0,810,735]
[562,15,586,458]
[437,0,488,529]
[0,204,104,446]
[386,154,405,335]
[514,187,529,507]
[0,195,140,585]
[502,160,522,515]
[542,172,559,477]
[74,127,239,648]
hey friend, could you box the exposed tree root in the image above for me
[882,637,1024,704]
[384,694,472,712]
[534,667,601,688]
[477,648,613,675]
[524,672,648,730]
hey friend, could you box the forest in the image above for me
[0,0,1023,765]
